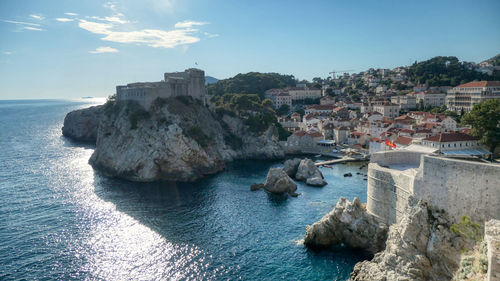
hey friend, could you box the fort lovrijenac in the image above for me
[116,68,206,109]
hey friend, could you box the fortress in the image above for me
[367,150,500,226]
[116,68,206,109]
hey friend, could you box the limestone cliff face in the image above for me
[62,105,104,142]
[84,97,283,182]
[350,199,465,281]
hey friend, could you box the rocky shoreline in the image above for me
[304,197,469,281]
[62,97,285,182]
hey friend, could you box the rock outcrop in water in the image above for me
[304,197,467,281]
[295,159,327,187]
[64,97,284,182]
[283,158,301,177]
[62,105,104,142]
[350,199,466,281]
[264,168,298,196]
[304,197,387,253]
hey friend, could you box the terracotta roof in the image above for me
[395,115,413,121]
[400,129,415,134]
[306,104,335,110]
[308,132,324,138]
[455,81,500,88]
[423,132,478,142]
[294,131,307,136]
[394,136,413,146]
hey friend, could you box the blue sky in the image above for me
[0,0,499,99]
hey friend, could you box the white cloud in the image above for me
[29,14,44,20]
[23,26,43,31]
[204,32,219,38]
[174,20,209,29]
[90,16,128,24]
[56,18,74,22]
[78,19,112,35]
[103,2,118,12]
[3,51,13,55]
[1,19,40,26]
[65,12,78,16]
[77,19,203,48]
[89,46,119,53]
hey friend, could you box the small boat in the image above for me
[314,154,321,158]
[323,165,333,169]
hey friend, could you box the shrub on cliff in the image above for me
[186,126,212,147]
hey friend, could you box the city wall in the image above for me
[367,150,500,225]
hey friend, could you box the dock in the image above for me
[315,156,369,166]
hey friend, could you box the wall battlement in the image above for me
[116,68,206,109]
[367,151,500,225]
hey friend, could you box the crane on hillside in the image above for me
[329,69,354,79]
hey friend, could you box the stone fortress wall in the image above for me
[367,150,500,226]
[116,68,206,109]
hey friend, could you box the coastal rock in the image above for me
[283,158,301,177]
[264,168,297,195]
[85,97,284,182]
[304,197,387,254]
[250,183,264,191]
[62,105,104,142]
[295,158,326,186]
[306,177,327,187]
[349,199,465,281]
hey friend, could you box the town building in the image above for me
[373,102,400,118]
[305,104,335,115]
[446,81,500,113]
[413,90,446,108]
[421,132,490,157]
[391,95,417,110]
[116,68,206,109]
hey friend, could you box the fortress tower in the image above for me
[116,68,206,109]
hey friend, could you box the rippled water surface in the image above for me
[0,100,369,280]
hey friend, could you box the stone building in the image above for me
[446,81,500,113]
[116,68,206,109]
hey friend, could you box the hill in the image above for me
[206,72,297,99]
[205,76,219,85]
[406,56,495,87]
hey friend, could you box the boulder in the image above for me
[304,197,387,254]
[264,168,297,195]
[306,177,327,187]
[250,183,264,191]
[295,158,324,183]
[283,158,301,177]
[344,172,352,177]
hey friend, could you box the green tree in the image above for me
[276,104,290,116]
[462,99,500,153]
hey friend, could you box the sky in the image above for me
[0,0,499,99]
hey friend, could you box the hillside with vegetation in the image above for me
[207,72,297,99]
[407,56,500,86]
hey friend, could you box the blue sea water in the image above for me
[0,99,369,280]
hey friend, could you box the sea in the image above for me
[0,99,369,280]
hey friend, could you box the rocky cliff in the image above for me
[64,97,284,182]
[350,199,466,281]
[304,197,467,280]
[62,105,104,142]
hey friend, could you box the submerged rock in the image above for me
[344,173,352,177]
[283,158,301,177]
[264,168,298,195]
[62,105,104,143]
[250,183,264,191]
[304,197,387,254]
[295,159,326,186]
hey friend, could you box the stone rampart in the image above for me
[367,151,500,225]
